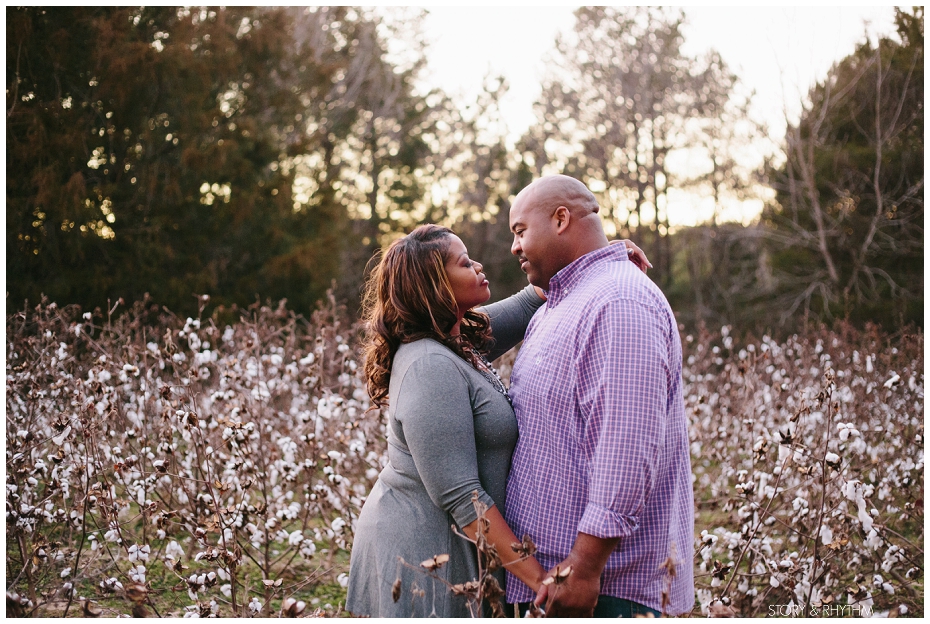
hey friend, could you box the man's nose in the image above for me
[511,237,520,256]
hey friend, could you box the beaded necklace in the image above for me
[468,348,512,406]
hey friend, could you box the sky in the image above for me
[414,5,901,226]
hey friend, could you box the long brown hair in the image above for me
[361,224,493,408]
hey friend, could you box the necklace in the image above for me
[469,348,512,406]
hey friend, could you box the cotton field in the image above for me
[5,299,923,617]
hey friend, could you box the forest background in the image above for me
[6,6,924,334]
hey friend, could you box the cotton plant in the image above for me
[5,295,385,616]
[685,324,923,616]
[6,301,921,617]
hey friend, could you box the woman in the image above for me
[346,225,647,617]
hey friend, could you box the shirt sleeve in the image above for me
[482,284,546,361]
[393,352,495,528]
[575,298,669,539]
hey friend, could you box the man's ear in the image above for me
[554,206,571,234]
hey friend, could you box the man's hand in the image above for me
[534,558,600,617]
[533,533,620,617]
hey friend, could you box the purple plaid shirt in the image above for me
[504,244,695,615]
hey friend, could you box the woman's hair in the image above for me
[361,224,493,408]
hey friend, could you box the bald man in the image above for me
[503,175,695,617]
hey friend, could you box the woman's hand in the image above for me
[610,239,652,273]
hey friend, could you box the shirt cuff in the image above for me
[577,503,640,538]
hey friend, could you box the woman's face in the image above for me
[444,235,490,317]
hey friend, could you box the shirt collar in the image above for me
[545,244,630,307]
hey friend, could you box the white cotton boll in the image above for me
[778,444,792,463]
[52,426,72,447]
[337,573,349,587]
[300,539,317,558]
[857,502,874,532]
[841,479,860,502]
[820,524,833,545]
[900,605,908,614]
[883,373,900,388]
[696,589,713,616]
[61,567,72,578]
[288,530,303,546]
[770,576,780,588]
[825,452,840,464]
[166,540,184,561]
[129,565,146,583]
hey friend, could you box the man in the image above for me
[504,175,695,617]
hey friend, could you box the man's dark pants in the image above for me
[505,596,662,618]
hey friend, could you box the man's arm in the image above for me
[540,298,668,615]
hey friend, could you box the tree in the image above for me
[7,7,313,314]
[6,7,446,316]
[765,7,923,327]
[519,7,757,285]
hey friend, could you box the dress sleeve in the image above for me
[574,299,669,539]
[394,352,495,528]
[482,284,546,361]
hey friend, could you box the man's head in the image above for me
[509,175,608,290]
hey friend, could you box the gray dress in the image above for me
[346,285,544,617]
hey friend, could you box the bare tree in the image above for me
[768,9,923,326]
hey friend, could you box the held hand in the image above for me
[610,239,652,273]
[534,559,600,617]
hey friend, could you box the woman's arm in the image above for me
[482,284,546,360]
[462,504,546,592]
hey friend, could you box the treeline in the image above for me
[6,7,923,332]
